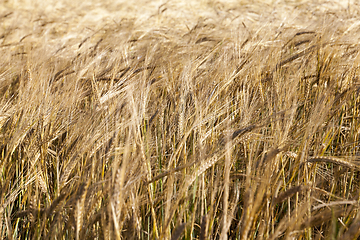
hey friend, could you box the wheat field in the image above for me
[1,0,360,239]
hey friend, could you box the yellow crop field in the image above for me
[1,0,360,239]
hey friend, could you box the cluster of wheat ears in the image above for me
[1,0,360,239]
